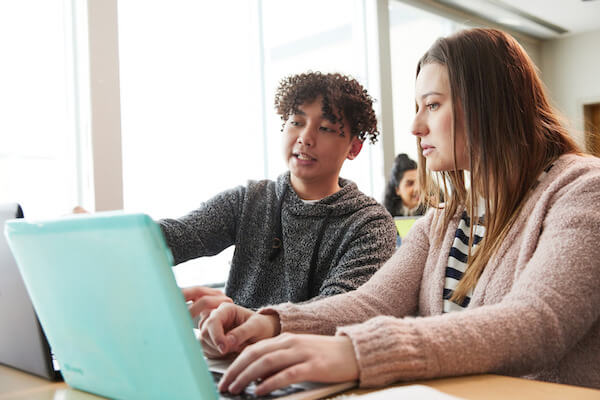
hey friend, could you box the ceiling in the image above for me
[433,0,600,39]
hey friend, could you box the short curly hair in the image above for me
[274,72,379,144]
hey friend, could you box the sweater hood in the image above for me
[276,172,380,217]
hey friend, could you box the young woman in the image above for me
[383,153,424,217]
[200,28,600,395]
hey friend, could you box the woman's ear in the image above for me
[346,138,363,160]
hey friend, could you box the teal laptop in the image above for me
[4,212,355,400]
[3,212,218,400]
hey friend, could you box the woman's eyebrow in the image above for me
[420,91,443,100]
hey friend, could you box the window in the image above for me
[117,0,377,287]
[260,0,376,195]
[389,1,463,161]
[118,2,263,286]
[0,1,82,219]
[2,0,472,288]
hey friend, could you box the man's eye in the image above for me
[426,103,440,111]
[320,126,336,133]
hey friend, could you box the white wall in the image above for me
[540,29,600,149]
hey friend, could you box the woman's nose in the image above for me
[411,113,428,137]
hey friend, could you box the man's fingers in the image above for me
[188,295,232,318]
[182,286,225,301]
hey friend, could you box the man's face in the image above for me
[282,97,362,192]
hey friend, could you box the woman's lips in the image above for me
[421,144,435,156]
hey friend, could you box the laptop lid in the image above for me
[4,212,356,399]
[4,212,218,400]
[0,203,60,380]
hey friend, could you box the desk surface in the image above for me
[1,364,600,400]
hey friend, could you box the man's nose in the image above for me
[297,124,317,146]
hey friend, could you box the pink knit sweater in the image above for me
[262,154,600,389]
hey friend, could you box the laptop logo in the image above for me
[64,364,84,375]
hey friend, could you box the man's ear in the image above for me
[346,138,363,160]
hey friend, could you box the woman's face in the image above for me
[396,169,419,209]
[412,63,469,171]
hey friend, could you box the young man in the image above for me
[160,72,396,319]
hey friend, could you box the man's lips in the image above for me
[293,151,317,161]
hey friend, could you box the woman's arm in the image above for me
[336,165,600,387]
[199,211,433,355]
[266,212,432,335]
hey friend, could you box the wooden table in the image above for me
[1,364,599,399]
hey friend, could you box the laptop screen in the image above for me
[393,216,421,247]
[0,203,60,380]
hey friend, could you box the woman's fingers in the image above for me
[223,314,278,353]
[254,363,313,396]
[201,339,224,359]
[219,335,303,394]
[218,334,360,396]
[202,304,233,354]
[201,303,258,355]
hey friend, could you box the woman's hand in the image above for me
[200,303,280,358]
[182,286,233,328]
[218,333,359,396]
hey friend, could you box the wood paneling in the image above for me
[584,103,600,157]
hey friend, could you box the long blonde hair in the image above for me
[416,28,580,302]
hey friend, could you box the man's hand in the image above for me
[182,286,233,328]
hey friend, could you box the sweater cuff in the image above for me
[258,303,335,334]
[336,316,431,387]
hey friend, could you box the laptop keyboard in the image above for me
[211,371,305,399]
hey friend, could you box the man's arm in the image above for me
[158,185,246,265]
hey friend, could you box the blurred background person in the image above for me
[383,153,425,216]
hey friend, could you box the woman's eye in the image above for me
[426,103,440,111]
[289,121,301,126]
[320,126,336,133]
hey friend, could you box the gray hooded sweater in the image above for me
[159,172,396,309]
